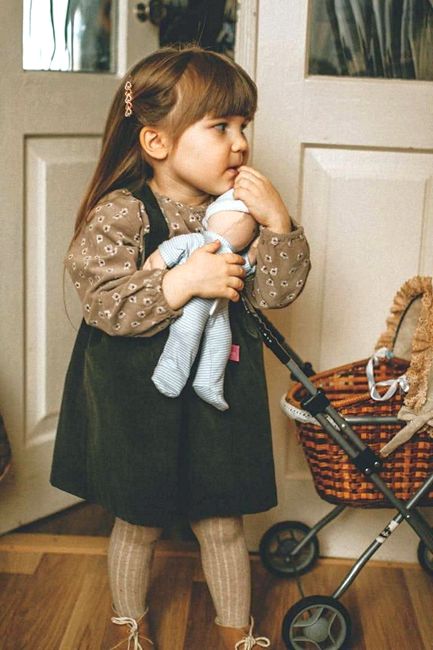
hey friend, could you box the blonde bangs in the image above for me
[167,51,257,139]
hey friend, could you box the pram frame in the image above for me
[242,296,433,585]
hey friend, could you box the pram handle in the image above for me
[241,295,314,377]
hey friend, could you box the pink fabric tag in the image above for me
[229,344,240,362]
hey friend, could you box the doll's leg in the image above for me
[151,298,210,397]
[190,516,251,628]
[192,306,231,410]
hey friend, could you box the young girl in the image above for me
[51,46,310,650]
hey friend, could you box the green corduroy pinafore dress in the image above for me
[50,183,277,527]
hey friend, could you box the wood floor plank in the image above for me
[0,572,33,648]
[0,550,42,574]
[0,533,109,555]
[20,554,100,650]
[251,560,298,649]
[336,566,424,650]
[402,565,433,649]
[192,559,206,582]
[184,581,225,649]
[0,533,198,558]
[59,556,110,650]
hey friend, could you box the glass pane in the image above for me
[159,0,237,59]
[308,0,433,80]
[23,0,116,72]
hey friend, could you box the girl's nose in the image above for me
[231,132,248,153]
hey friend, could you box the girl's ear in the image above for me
[139,126,170,161]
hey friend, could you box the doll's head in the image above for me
[202,190,258,252]
[204,211,258,252]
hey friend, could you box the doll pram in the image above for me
[242,276,433,650]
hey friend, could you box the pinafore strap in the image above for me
[133,182,170,262]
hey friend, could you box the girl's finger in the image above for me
[238,165,266,180]
[233,183,259,201]
[201,240,221,253]
[226,262,246,277]
[228,276,245,291]
[227,288,240,302]
[235,169,261,184]
[234,174,262,190]
[234,177,256,190]
[222,252,246,265]
[235,173,263,193]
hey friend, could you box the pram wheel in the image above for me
[417,539,433,575]
[282,595,351,649]
[259,521,319,577]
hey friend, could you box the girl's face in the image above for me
[160,114,250,199]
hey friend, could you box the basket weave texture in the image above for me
[287,357,433,507]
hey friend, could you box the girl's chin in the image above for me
[206,181,234,196]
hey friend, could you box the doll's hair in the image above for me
[73,45,257,238]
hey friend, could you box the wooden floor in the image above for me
[0,534,432,649]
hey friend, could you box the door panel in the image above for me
[0,1,158,533]
[297,148,433,369]
[25,137,101,440]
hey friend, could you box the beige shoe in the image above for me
[109,607,155,649]
[217,616,271,649]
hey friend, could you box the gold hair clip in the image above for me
[124,79,133,117]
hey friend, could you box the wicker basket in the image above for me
[286,356,433,507]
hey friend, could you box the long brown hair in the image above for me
[73,45,257,239]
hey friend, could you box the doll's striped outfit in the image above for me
[152,230,253,410]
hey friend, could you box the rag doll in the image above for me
[144,189,258,410]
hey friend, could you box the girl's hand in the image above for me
[233,165,292,234]
[162,240,246,310]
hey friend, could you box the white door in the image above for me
[0,0,158,534]
[243,0,433,562]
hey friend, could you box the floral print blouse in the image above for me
[66,188,311,337]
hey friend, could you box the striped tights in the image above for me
[108,516,251,627]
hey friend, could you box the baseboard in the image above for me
[0,533,421,568]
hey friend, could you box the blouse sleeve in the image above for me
[246,221,311,309]
[65,189,182,337]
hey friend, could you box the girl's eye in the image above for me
[214,123,228,132]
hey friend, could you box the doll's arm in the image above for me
[158,233,203,268]
[142,249,167,271]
